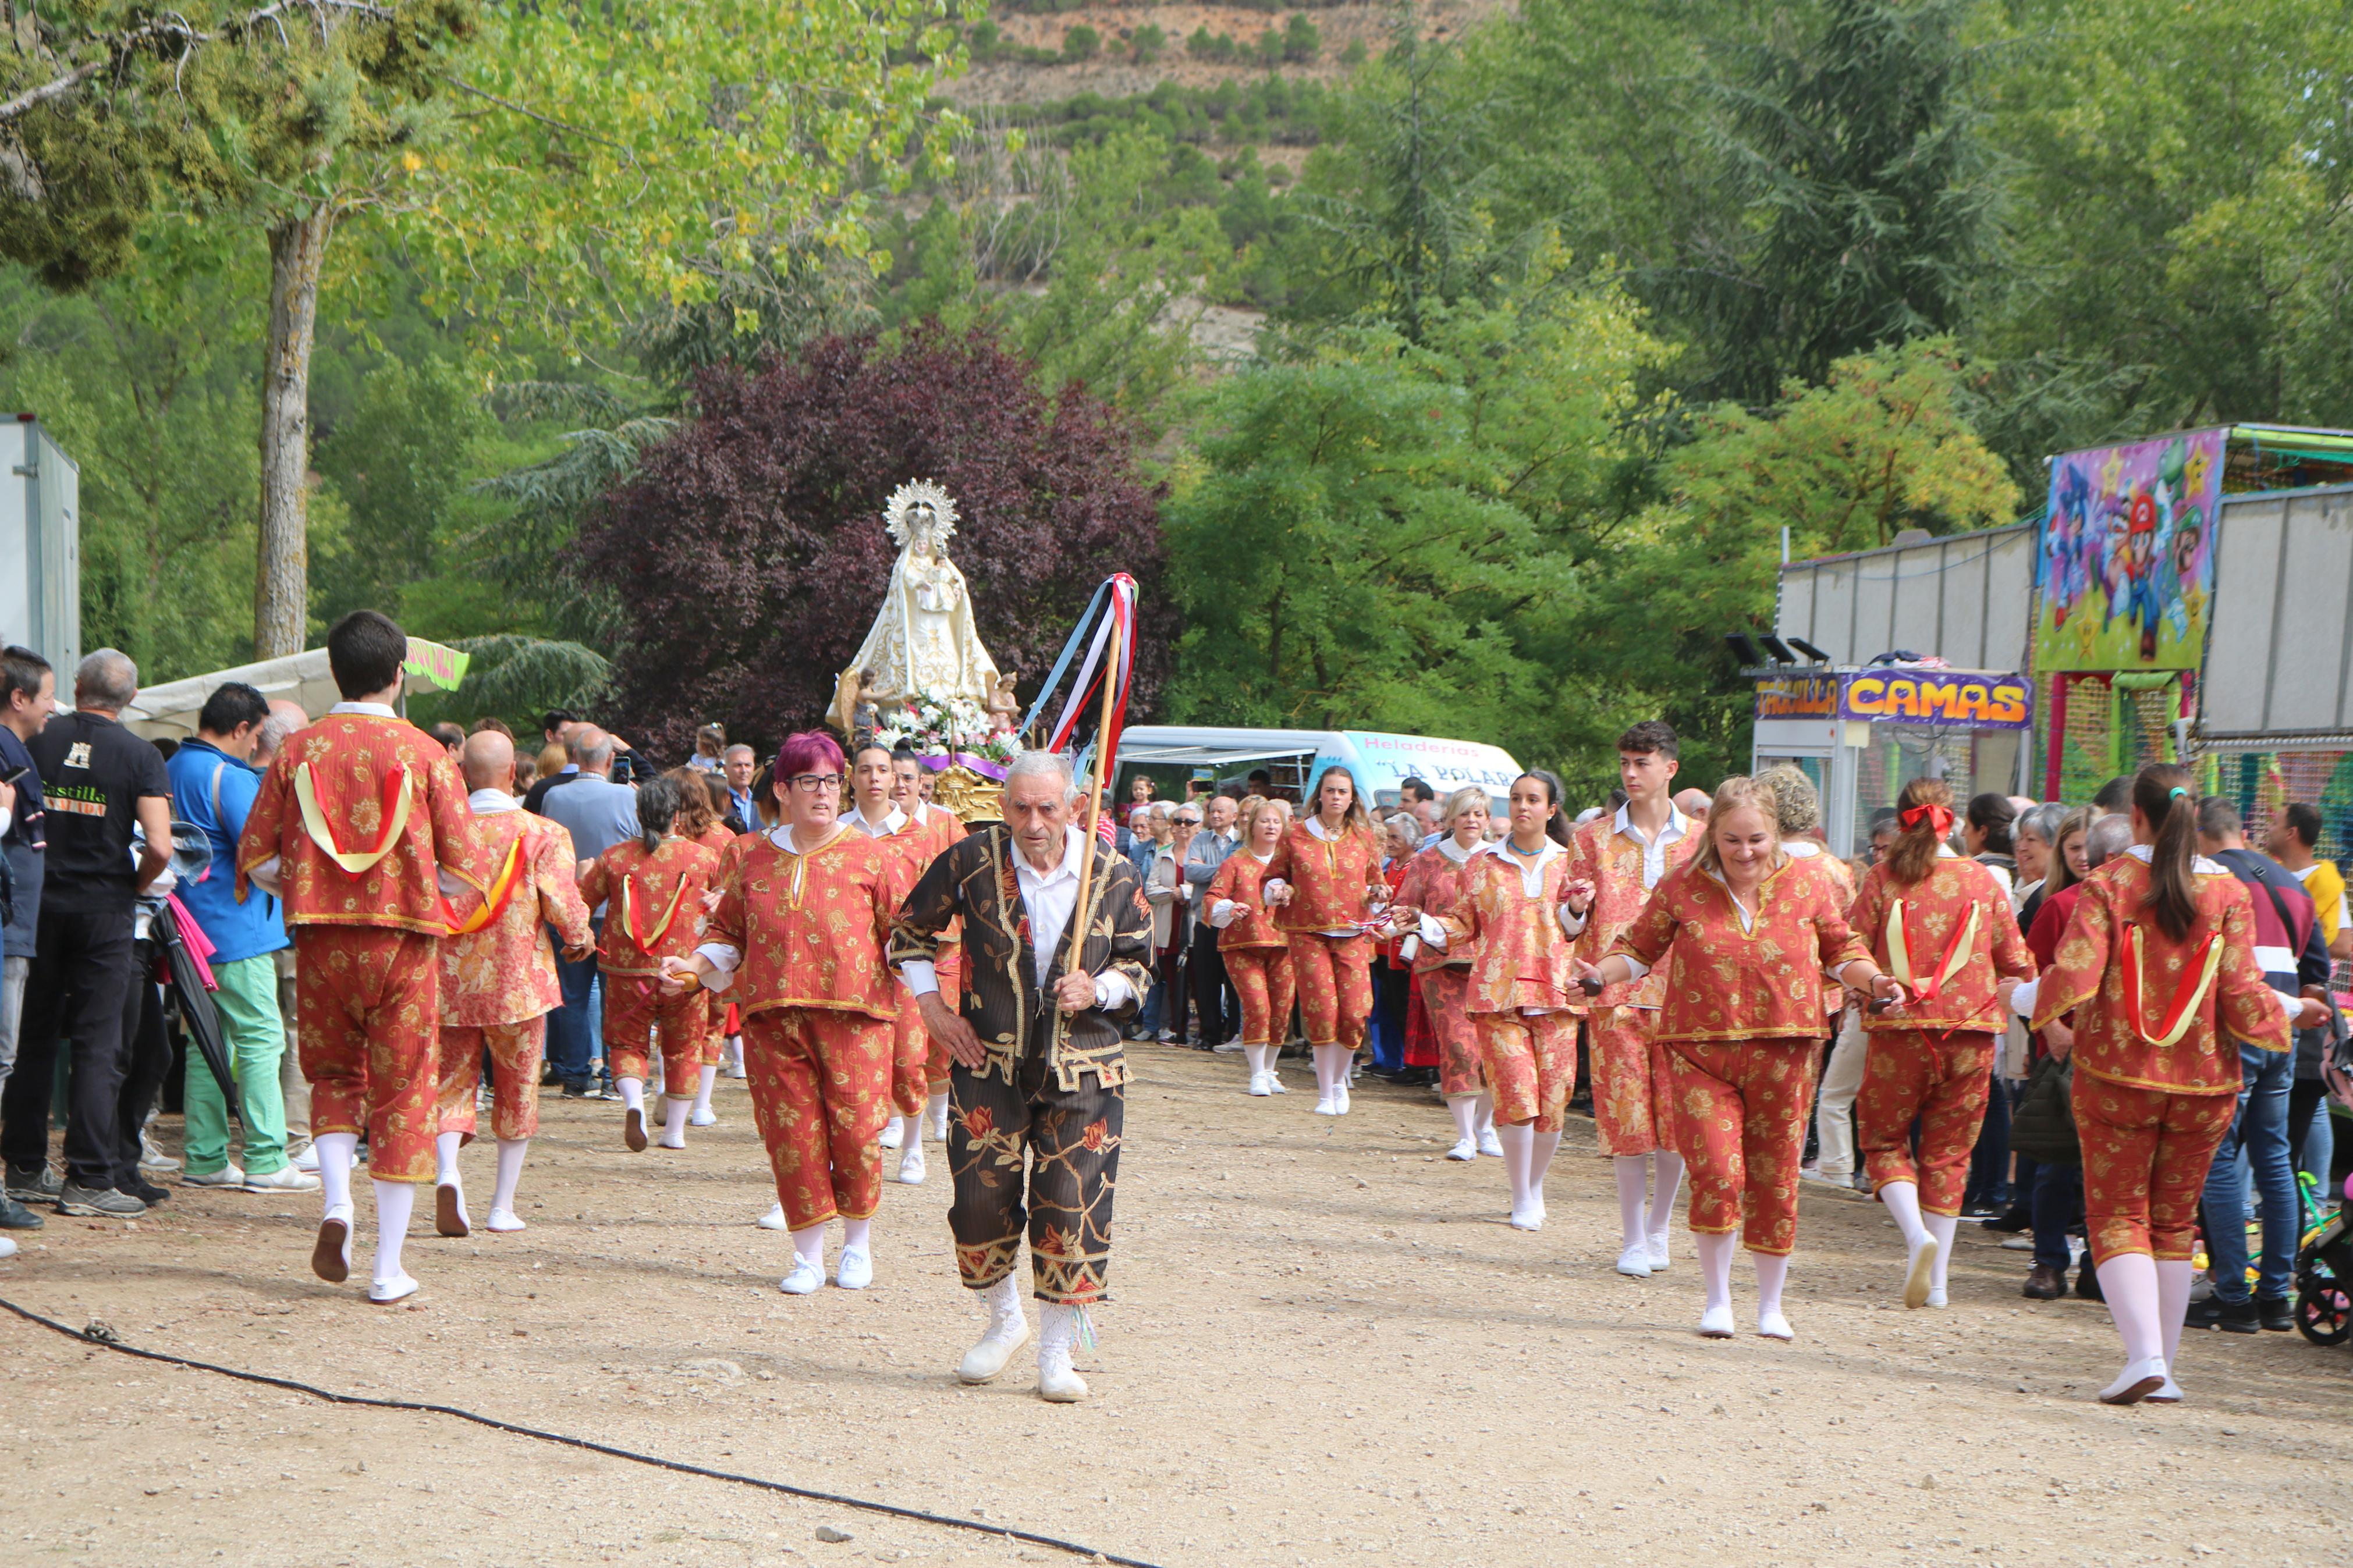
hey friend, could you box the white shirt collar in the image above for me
[843,802,907,838]
[328,701,397,717]
[1780,840,1821,859]
[1305,815,1346,843]
[771,822,851,856]
[469,789,520,814]
[1013,826,1085,886]
[2124,842,2227,876]
[1437,835,1485,865]
[1614,802,1688,845]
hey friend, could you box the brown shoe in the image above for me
[435,1182,470,1238]
[624,1107,648,1153]
[2021,1263,2064,1300]
[311,1214,352,1283]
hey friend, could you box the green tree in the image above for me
[1062,24,1099,62]
[311,354,494,627]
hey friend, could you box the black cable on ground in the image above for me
[2,1294,1162,1567]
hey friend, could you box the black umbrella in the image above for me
[151,904,240,1122]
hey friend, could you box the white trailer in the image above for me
[0,415,79,674]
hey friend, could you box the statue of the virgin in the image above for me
[830,480,1002,739]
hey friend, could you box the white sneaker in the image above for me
[0,1233,15,1259]
[757,1203,790,1231]
[1698,1304,1735,1339]
[1646,1231,1671,1272]
[1265,1070,1288,1094]
[898,1144,927,1186]
[1444,1136,1476,1162]
[1477,1128,1503,1158]
[1313,1094,1339,1116]
[835,1247,873,1290]
[311,1208,354,1284]
[368,1273,420,1306]
[690,1107,718,1127]
[2148,1375,2184,1404]
[1616,1243,1653,1278]
[183,1165,246,1189]
[1904,1236,1939,1310]
[1038,1345,1089,1403]
[1756,1309,1795,1341]
[485,1208,526,1233]
[959,1311,1031,1384]
[2100,1355,2169,1405]
[243,1167,321,1194]
[725,1051,747,1081]
[1248,1071,1272,1097]
[879,1118,904,1151]
[1213,1038,1244,1054]
[1333,1085,1351,1115]
[290,1143,320,1174]
[1926,1286,1949,1308]
[1509,1203,1543,1232]
[779,1254,826,1295]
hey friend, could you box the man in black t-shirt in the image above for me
[0,649,173,1218]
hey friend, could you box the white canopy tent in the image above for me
[120,638,471,743]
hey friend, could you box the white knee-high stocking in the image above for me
[1450,1096,1481,1146]
[489,1138,528,1218]
[1496,1123,1536,1221]
[1752,1251,1789,1318]
[1244,1044,1269,1079]
[372,1180,415,1286]
[693,1064,717,1118]
[1614,1155,1651,1250]
[1647,1152,1685,1240]
[1474,1094,1496,1142]
[434,1131,462,1189]
[659,1096,691,1148]
[926,1087,950,1141]
[2096,1253,2163,1364]
[1924,1212,1960,1295]
[616,1076,645,1114]
[314,1131,357,1218]
[1879,1179,1929,1247]
[1527,1129,1560,1193]
[2156,1258,2195,1370]
[1696,1231,1736,1313]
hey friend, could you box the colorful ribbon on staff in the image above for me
[1020,574,1138,760]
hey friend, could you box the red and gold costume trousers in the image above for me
[1474,1009,1576,1132]
[293,926,441,1186]
[742,1006,895,1231]
[435,1017,547,1143]
[2074,1077,2238,1264]
[1289,930,1371,1053]
[1667,1037,1820,1256]
[601,973,709,1092]
[702,990,728,1066]
[1589,1005,1677,1157]
[1855,1027,1997,1217]
[889,983,932,1117]
[1420,966,1484,1099]
[1223,946,1295,1048]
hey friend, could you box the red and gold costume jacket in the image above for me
[1609,856,1869,1043]
[2029,852,2290,1094]
[1394,843,1484,974]
[579,837,721,978]
[708,824,909,1022]
[1263,819,1382,933]
[441,809,594,1027]
[1206,849,1290,951]
[1435,844,1580,1013]
[694,823,737,858]
[1565,810,1698,1009]
[1847,852,2036,1034]
[235,710,485,933]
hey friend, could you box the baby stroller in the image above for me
[2294,1178,2353,1347]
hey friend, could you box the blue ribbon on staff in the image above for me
[1016,578,1115,741]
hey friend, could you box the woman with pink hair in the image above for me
[663,732,913,1295]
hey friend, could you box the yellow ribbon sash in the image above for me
[2121,925,2224,1050]
[1886,898,1981,1003]
[293,762,412,877]
[620,872,690,952]
[440,830,527,936]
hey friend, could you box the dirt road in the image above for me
[4,1045,2344,1566]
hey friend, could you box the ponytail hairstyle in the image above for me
[1515,769,1573,848]
[1692,775,1785,881]
[1308,765,1376,840]
[2135,762,2200,941]
[634,774,682,854]
[1885,776,1955,887]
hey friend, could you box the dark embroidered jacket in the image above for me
[890,824,1154,1091]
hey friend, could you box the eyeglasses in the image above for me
[787,773,843,792]
[1174,815,1202,825]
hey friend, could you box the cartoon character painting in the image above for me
[2035,429,2222,673]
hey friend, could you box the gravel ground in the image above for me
[3,1043,2347,1567]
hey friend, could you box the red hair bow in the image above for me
[1899,802,1955,840]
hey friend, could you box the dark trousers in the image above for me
[112,954,173,1186]
[2,902,137,1184]
[1963,1075,2014,1212]
[1188,922,1238,1044]
[1369,963,1409,1071]
[1150,942,1190,1040]
[947,1041,1123,1304]
[2031,1156,2085,1275]
[548,940,600,1090]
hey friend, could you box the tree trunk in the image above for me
[254,208,332,659]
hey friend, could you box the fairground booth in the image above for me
[1759,424,2353,859]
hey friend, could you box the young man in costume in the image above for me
[889,749,1153,1403]
[237,611,487,1304]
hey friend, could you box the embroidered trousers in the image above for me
[1289,931,1372,1052]
[1589,1004,1677,1156]
[1420,966,1484,1098]
[1222,946,1295,1048]
[435,1016,547,1143]
[743,1006,895,1231]
[601,973,709,1091]
[1475,1010,1576,1132]
[293,926,442,1185]
[949,1046,1123,1305]
[1668,1037,1820,1255]
[2075,1076,2237,1264]
[1855,1026,1998,1216]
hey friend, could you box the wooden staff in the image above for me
[1064,611,1125,982]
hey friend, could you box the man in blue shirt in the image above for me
[538,726,641,1097]
[0,646,52,1240]
[165,682,318,1194]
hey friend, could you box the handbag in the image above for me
[2009,1049,2079,1168]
